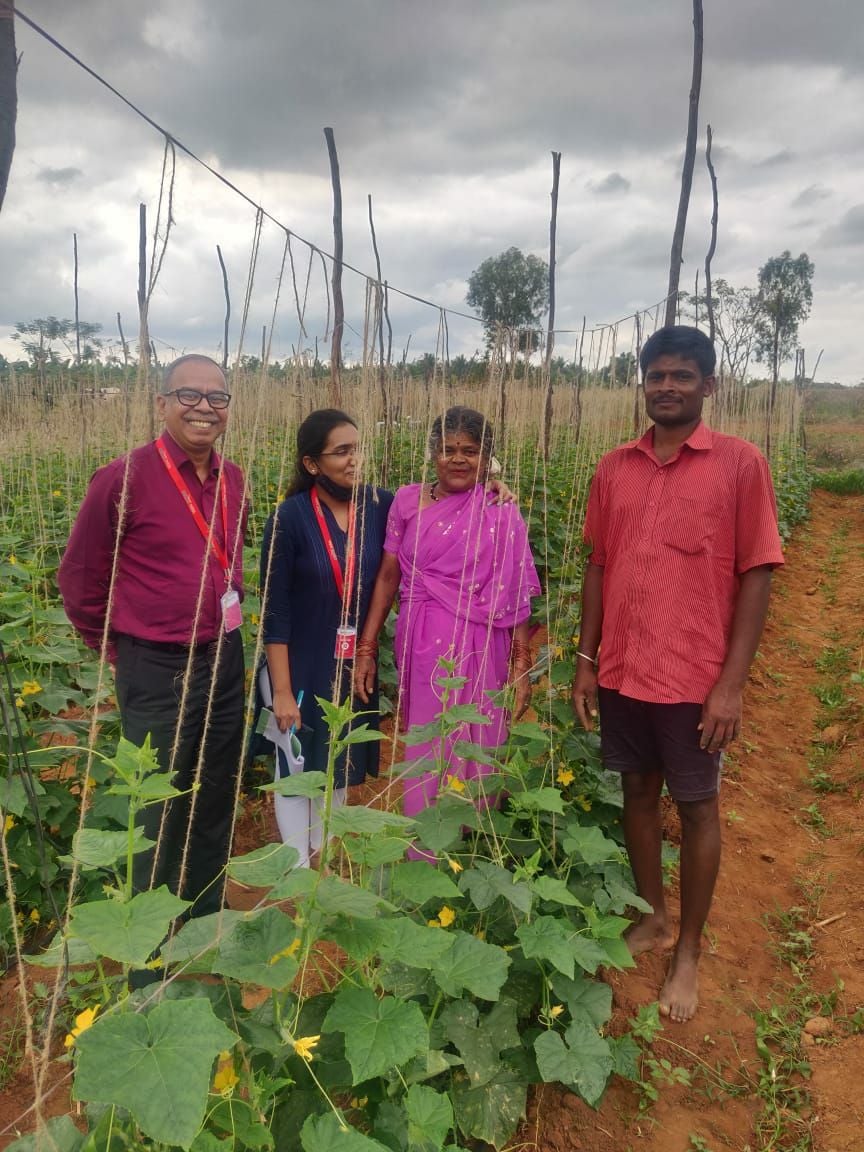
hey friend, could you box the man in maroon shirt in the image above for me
[59,354,247,932]
[572,326,784,1022]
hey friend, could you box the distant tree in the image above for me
[466,247,549,351]
[684,279,760,382]
[12,316,104,371]
[0,1,17,214]
[599,351,638,387]
[754,251,815,384]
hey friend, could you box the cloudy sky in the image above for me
[1,0,863,381]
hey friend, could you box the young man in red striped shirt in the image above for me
[572,325,784,1022]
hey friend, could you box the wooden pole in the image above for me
[664,0,704,327]
[368,193,391,481]
[0,0,17,215]
[216,244,230,371]
[543,151,561,461]
[137,203,155,437]
[704,124,719,347]
[73,233,81,364]
[324,127,344,406]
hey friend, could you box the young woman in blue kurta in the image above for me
[259,410,392,862]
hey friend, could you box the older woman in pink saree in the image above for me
[354,407,540,844]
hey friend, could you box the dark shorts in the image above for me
[597,687,721,803]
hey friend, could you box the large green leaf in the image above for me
[439,999,520,1088]
[227,842,300,888]
[213,906,299,988]
[378,919,455,969]
[320,916,393,963]
[561,824,622,868]
[430,932,510,1001]
[389,862,463,906]
[69,887,188,967]
[314,875,395,919]
[412,796,479,855]
[161,911,244,971]
[516,916,606,979]
[0,774,45,817]
[323,986,428,1084]
[261,772,328,798]
[533,1019,613,1106]
[507,787,565,815]
[531,876,582,908]
[329,806,415,836]
[268,868,319,901]
[406,1084,453,1151]
[451,1066,527,1149]
[458,862,533,915]
[301,1114,391,1152]
[208,1097,275,1149]
[550,972,613,1029]
[73,998,238,1148]
[5,1115,83,1152]
[60,827,153,870]
[25,933,97,969]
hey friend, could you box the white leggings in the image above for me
[274,790,346,868]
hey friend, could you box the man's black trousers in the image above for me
[115,630,245,917]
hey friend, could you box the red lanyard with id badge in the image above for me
[310,487,357,659]
[156,436,243,633]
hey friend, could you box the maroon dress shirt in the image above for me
[58,434,247,655]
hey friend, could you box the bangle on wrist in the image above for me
[356,639,378,658]
[576,650,597,666]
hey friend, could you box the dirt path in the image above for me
[530,490,864,1152]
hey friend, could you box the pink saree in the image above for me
[384,483,541,827]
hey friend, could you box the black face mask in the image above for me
[315,473,354,502]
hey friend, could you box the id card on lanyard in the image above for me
[155,435,242,633]
[310,488,357,659]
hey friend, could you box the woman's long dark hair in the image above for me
[286,408,358,496]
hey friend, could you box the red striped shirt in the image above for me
[584,422,784,704]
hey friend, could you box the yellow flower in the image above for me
[578,796,592,813]
[553,645,564,660]
[52,489,62,497]
[21,680,42,697]
[8,554,16,565]
[556,768,575,787]
[4,815,15,833]
[144,956,163,970]
[293,1035,320,1062]
[85,777,98,790]
[15,696,24,709]
[436,906,456,928]
[64,1005,100,1048]
[269,938,301,965]
[212,1051,239,1094]
[550,1004,565,1018]
[29,908,40,924]
[447,857,464,874]
[250,613,260,626]
[446,775,466,793]
[349,1096,369,1109]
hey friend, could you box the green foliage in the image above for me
[812,468,864,495]
[754,251,815,382]
[466,247,549,348]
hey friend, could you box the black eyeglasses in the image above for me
[165,388,232,410]
[318,444,361,458]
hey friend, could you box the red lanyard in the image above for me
[310,487,356,603]
[156,435,232,584]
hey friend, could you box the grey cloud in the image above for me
[791,184,832,208]
[820,204,864,247]
[588,173,631,196]
[36,166,83,186]
[755,150,795,168]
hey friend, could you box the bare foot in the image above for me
[625,918,676,958]
[659,949,700,1022]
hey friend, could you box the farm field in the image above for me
[0,373,861,1152]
